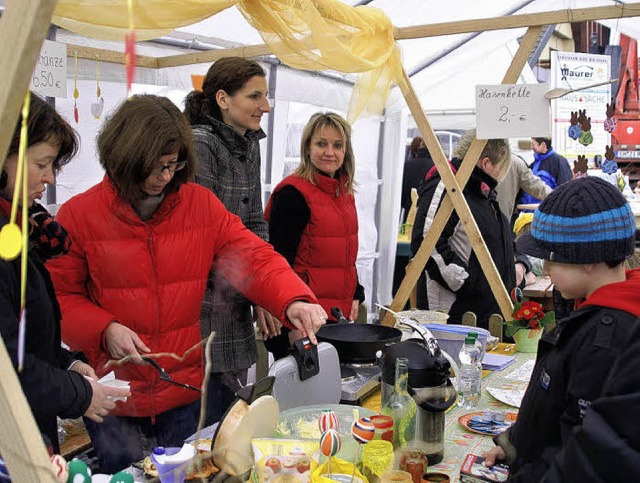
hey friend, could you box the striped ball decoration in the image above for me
[318,409,339,432]
[320,429,342,457]
[517,177,636,264]
[351,417,375,444]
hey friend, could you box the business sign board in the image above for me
[550,51,611,159]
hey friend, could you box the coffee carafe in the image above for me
[380,338,457,465]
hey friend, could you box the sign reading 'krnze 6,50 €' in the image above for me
[475,83,550,139]
[29,40,67,99]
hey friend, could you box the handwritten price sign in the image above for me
[29,40,67,98]
[476,83,549,139]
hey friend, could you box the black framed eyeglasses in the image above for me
[151,160,187,177]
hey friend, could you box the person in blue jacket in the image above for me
[520,137,572,205]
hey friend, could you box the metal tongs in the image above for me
[142,356,201,392]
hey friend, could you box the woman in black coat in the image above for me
[0,93,128,453]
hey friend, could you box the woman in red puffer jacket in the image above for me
[48,95,327,473]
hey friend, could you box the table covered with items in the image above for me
[128,331,535,483]
[8,318,538,483]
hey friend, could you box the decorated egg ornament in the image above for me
[351,417,375,444]
[320,429,342,457]
[318,409,339,432]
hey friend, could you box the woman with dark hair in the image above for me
[0,93,128,454]
[47,94,326,473]
[184,57,276,424]
[264,112,364,358]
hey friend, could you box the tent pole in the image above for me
[408,0,536,78]
[395,3,640,40]
[380,26,542,327]
[0,0,59,173]
[0,0,64,479]
[153,3,639,69]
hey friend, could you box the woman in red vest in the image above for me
[264,112,364,358]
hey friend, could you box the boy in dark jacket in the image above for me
[485,176,640,482]
[542,320,640,482]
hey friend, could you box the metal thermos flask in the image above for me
[380,339,456,465]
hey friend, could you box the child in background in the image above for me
[484,176,640,482]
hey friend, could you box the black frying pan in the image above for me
[316,308,402,363]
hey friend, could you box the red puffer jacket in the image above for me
[265,174,358,318]
[48,176,315,417]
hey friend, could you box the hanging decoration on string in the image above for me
[0,92,31,371]
[0,92,31,262]
[572,155,588,179]
[567,111,582,140]
[602,145,618,175]
[73,52,79,123]
[90,56,105,119]
[602,145,627,193]
[577,109,593,146]
[604,103,617,133]
[124,0,137,92]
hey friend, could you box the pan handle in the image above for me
[331,307,351,324]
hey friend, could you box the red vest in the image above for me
[266,174,358,318]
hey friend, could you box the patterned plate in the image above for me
[458,412,517,436]
[487,387,526,408]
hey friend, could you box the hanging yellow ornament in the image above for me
[73,52,79,123]
[0,223,21,260]
[0,91,30,261]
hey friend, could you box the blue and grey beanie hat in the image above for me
[517,176,636,264]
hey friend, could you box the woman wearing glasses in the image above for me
[184,57,278,425]
[47,94,327,473]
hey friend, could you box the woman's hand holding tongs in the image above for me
[103,321,151,363]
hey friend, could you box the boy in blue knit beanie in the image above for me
[485,176,640,482]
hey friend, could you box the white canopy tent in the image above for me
[5,0,640,317]
[1,1,640,478]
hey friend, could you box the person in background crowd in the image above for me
[495,154,552,221]
[184,57,277,425]
[47,95,326,473]
[411,129,530,329]
[485,177,640,482]
[401,136,434,223]
[264,112,364,359]
[0,93,129,454]
[519,137,572,206]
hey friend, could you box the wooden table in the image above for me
[361,344,536,482]
[59,423,92,460]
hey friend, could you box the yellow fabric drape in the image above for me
[52,0,407,121]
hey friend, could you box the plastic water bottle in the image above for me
[468,331,485,363]
[458,336,481,409]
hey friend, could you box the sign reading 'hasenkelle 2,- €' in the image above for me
[475,83,550,139]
